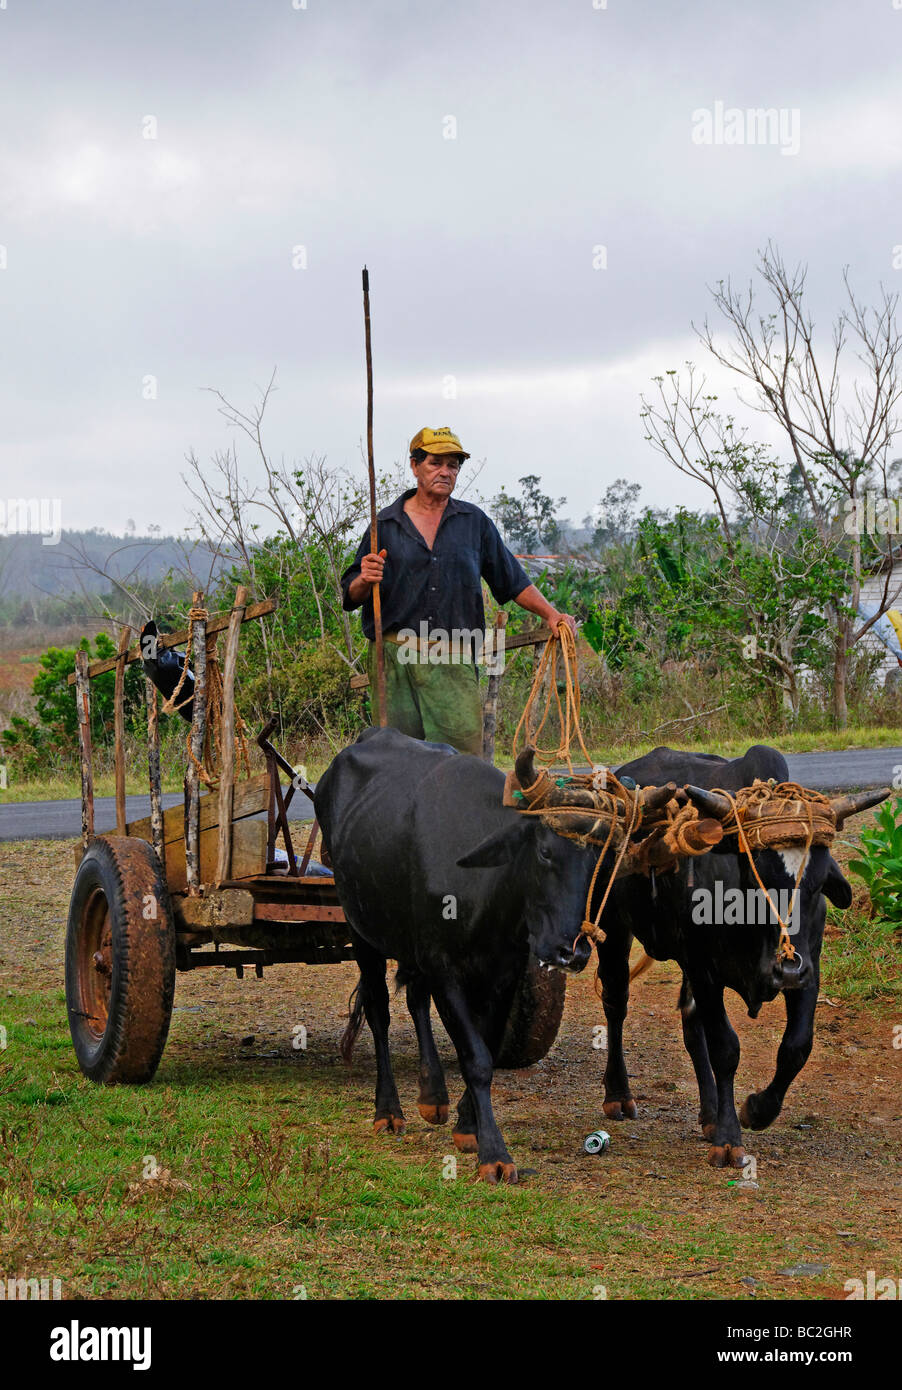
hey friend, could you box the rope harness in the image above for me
[505,629,840,964]
[505,628,720,944]
[707,781,836,963]
[162,605,251,788]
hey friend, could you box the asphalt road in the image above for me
[0,790,317,843]
[0,747,899,842]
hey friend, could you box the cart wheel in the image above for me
[66,836,175,1084]
[495,954,567,1069]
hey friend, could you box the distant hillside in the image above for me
[0,530,239,605]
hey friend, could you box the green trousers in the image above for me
[368,640,484,756]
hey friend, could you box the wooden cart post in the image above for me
[145,677,165,865]
[216,585,248,885]
[114,625,132,836]
[74,649,94,849]
[184,594,207,895]
[482,610,508,763]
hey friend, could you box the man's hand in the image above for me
[549,610,577,640]
[360,548,387,586]
[348,549,387,604]
[513,584,577,640]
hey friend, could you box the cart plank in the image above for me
[125,773,269,844]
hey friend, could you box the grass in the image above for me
[822,909,902,1007]
[0,988,765,1301]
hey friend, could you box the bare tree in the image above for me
[643,244,902,725]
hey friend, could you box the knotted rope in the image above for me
[709,781,836,962]
[512,623,593,771]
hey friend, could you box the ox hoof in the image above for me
[478,1162,519,1185]
[452,1130,479,1153]
[707,1144,747,1169]
[603,1099,638,1122]
[417,1102,449,1125]
[373,1114,407,1136]
[739,1095,770,1131]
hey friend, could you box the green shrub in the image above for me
[240,639,364,741]
[848,795,902,923]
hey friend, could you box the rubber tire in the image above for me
[495,955,567,1069]
[66,836,176,1084]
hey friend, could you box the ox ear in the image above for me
[823,855,853,909]
[457,818,532,868]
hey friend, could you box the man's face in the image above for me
[412,452,462,497]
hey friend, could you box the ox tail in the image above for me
[629,951,656,983]
[340,978,366,1065]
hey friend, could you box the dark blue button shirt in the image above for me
[341,488,531,640]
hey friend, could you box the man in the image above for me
[341,425,576,756]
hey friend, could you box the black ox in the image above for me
[314,726,675,1183]
[597,744,888,1167]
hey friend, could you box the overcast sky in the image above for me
[2,0,901,539]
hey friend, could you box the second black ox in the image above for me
[596,743,888,1168]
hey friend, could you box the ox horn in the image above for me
[638,782,678,816]
[683,785,732,821]
[514,746,549,805]
[829,786,892,827]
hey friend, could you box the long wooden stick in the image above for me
[481,610,508,763]
[65,598,276,685]
[74,650,94,850]
[184,594,207,895]
[113,624,131,836]
[362,266,387,727]
[216,585,247,886]
[145,677,165,865]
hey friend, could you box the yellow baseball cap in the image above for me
[409,425,470,460]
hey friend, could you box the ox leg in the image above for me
[740,973,819,1131]
[693,981,746,1168]
[353,935,406,1136]
[406,977,449,1125]
[596,932,638,1121]
[431,984,517,1184]
[678,974,718,1140]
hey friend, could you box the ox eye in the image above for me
[538,844,553,864]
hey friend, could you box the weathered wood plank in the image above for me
[126,772,270,844]
[128,819,267,894]
[65,598,277,685]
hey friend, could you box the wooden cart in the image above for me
[64,589,565,1083]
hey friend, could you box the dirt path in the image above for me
[2,836,900,1300]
